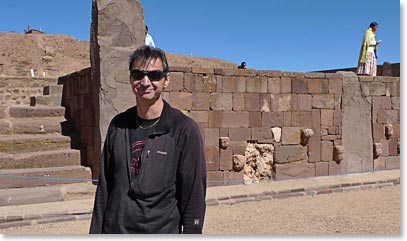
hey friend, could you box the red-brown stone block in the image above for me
[244,93,260,111]
[321,141,333,161]
[205,147,220,171]
[209,93,233,111]
[251,127,273,142]
[280,77,291,93]
[308,78,329,94]
[315,162,329,176]
[321,109,334,126]
[282,127,301,145]
[249,112,262,127]
[262,112,284,127]
[221,111,250,128]
[297,94,312,111]
[267,77,280,93]
[328,78,342,95]
[274,163,315,180]
[192,93,209,111]
[292,78,308,94]
[229,128,251,141]
[233,93,245,111]
[207,171,223,187]
[223,171,244,186]
[291,111,312,127]
[208,111,222,128]
[169,92,192,110]
[166,72,184,91]
[205,128,220,147]
[220,148,233,171]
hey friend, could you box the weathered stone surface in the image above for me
[274,163,315,179]
[91,0,145,176]
[282,127,301,145]
[271,127,281,143]
[385,124,393,139]
[270,94,296,112]
[333,145,345,162]
[340,71,373,172]
[301,128,314,146]
[209,93,233,111]
[233,154,246,172]
[312,94,335,109]
[219,137,230,149]
[243,143,274,183]
[274,145,308,164]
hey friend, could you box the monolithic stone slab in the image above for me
[340,71,373,172]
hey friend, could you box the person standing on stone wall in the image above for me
[89,45,207,234]
[238,61,247,69]
[356,22,381,76]
[145,25,156,47]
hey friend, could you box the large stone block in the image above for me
[205,147,220,171]
[251,127,273,142]
[244,93,260,111]
[233,93,245,111]
[274,163,315,179]
[229,128,251,141]
[209,93,233,111]
[169,92,192,110]
[274,145,308,164]
[192,93,209,111]
[292,78,308,94]
[291,111,312,128]
[282,127,301,145]
[221,111,250,128]
[261,111,284,128]
[270,94,296,112]
[297,94,312,111]
[308,78,329,94]
[312,94,335,109]
[205,128,220,147]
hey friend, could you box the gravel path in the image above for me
[1,185,400,234]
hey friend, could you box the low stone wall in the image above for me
[0,76,57,105]
[317,62,400,77]
[58,67,400,186]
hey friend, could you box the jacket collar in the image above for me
[133,99,172,135]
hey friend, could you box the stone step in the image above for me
[0,149,81,169]
[9,105,65,118]
[43,85,63,96]
[30,95,62,107]
[6,116,65,135]
[0,182,96,207]
[0,166,92,189]
[0,134,71,154]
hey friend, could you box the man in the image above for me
[145,25,156,47]
[90,45,207,234]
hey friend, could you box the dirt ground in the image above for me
[1,185,400,235]
[0,32,237,78]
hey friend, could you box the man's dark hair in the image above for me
[129,45,169,73]
[369,22,378,28]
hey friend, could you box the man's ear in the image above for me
[163,73,170,89]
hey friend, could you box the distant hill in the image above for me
[0,32,237,77]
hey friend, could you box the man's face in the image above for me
[129,58,169,104]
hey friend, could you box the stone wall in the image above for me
[58,67,400,185]
[317,62,400,77]
[0,76,57,105]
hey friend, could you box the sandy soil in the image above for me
[0,32,237,78]
[1,185,400,235]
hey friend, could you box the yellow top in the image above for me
[358,27,377,63]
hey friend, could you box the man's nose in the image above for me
[140,76,151,85]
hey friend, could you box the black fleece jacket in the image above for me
[89,100,207,234]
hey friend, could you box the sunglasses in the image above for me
[130,69,166,81]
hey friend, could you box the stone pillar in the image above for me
[90,0,145,179]
[340,71,373,172]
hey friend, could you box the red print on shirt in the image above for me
[131,140,146,174]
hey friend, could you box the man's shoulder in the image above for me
[110,106,136,126]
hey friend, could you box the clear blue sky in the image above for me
[1,0,402,72]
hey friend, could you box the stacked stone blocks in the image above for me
[57,67,400,188]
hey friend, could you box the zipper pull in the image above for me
[146,150,150,158]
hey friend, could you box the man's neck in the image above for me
[136,97,164,120]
